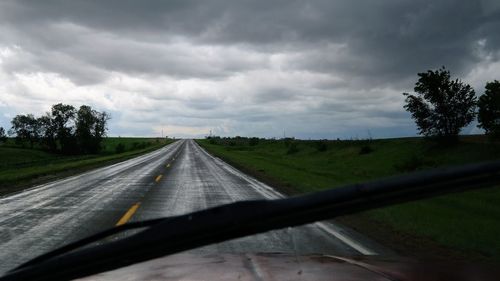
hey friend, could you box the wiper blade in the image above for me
[3,160,500,281]
[15,218,166,269]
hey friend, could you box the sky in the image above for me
[0,0,499,139]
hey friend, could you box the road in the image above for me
[0,139,382,275]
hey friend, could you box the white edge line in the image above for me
[315,223,376,255]
[194,140,378,255]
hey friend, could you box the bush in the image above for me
[286,142,299,154]
[283,137,295,148]
[0,127,6,143]
[249,137,259,146]
[394,155,435,172]
[315,141,328,152]
[130,141,149,150]
[115,143,126,154]
[206,136,221,145]
[359,145,374,155]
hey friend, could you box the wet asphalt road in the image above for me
[0,139,378,275]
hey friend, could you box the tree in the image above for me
[0,127,7,143]
[478,80,500,138]
[8,103,109,154]
[38,113,58,152]
[51,103,77,154]
[76,105,97,153]
[75,105,110,153]
[10,114,40,148]
[403,67,477,141]
[94,111,110,147]
[75,105,110,154]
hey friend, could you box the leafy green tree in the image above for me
[478,80,500,138]
[51,103,77,154]
[94,111,110,147]
[75,105,109,153]
[8,103,109,154]
[403,67,477,141]
[38,113,58,152]
[76,105,97,153]
[0,127,7,143]
[10,114,40,148]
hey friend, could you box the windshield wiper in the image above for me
[15,218,166,269]
[2,160,500,281]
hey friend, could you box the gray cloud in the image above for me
[2,1,500,81]
[0,0,499,138]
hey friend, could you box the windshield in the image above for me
[1,1,500,280]
[0,139,377,272]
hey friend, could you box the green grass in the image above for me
[0,137,173,194]
[100,137,164,154]
[196,136,500,260]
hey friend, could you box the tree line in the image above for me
[1,103,110,154]
[404,67,499,142]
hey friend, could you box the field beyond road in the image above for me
[0,137,173,195]
[196,136,500,261]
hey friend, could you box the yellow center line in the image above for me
[155,174,163,182]
[116,202,140,226]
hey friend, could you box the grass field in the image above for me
[196,136,500,261]
[0,137,173,194]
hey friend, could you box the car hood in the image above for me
[75,252,498,281]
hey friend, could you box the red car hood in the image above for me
[75,252,498,281]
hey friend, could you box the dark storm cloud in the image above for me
[1,0,499,84]
[1,0,500,137]
[0,19,267,84]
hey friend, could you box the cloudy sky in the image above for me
[0,0,499,139]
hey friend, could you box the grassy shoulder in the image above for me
[0,137,174,195]
[196,136,500,261]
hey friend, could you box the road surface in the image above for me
[0,139,383,275]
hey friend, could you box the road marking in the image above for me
[166,163,170,168]
[194,141,378,255]
[116,203,140,226]
[315,223,376,255]
[155,174,163,182]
